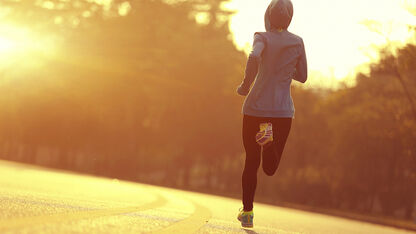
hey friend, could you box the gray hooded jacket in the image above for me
[237,0,307,118]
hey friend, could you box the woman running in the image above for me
[236,0,307,228]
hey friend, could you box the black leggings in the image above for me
[242,115,292,211]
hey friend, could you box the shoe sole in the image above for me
[237,216,253,228]
[242,224,253,228]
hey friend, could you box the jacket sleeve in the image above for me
[293,38,308,83]
[237,33,265,96]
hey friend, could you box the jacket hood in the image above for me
[264,0,293,31]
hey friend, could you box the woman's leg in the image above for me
[242,115,263,211]
[262,118,292,176]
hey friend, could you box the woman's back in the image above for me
[237,0,307,118]
[243,29,306,118]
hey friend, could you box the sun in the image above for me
[0,23,30,57]
[0,37,16,54]
[0,23,57,69]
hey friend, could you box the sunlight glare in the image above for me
[0,23,57,70]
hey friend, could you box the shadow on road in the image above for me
[242,229,258,234]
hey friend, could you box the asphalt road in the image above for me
[0,160,414,234]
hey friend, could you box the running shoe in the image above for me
[237,208,254,228]
[256,122,273,146]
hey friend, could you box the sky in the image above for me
[224,0,416,88]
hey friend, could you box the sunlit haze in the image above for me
[0,1,415,230]
[225,0,416,87]
[1,1,415,88]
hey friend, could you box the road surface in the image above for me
[0,160,414,234]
